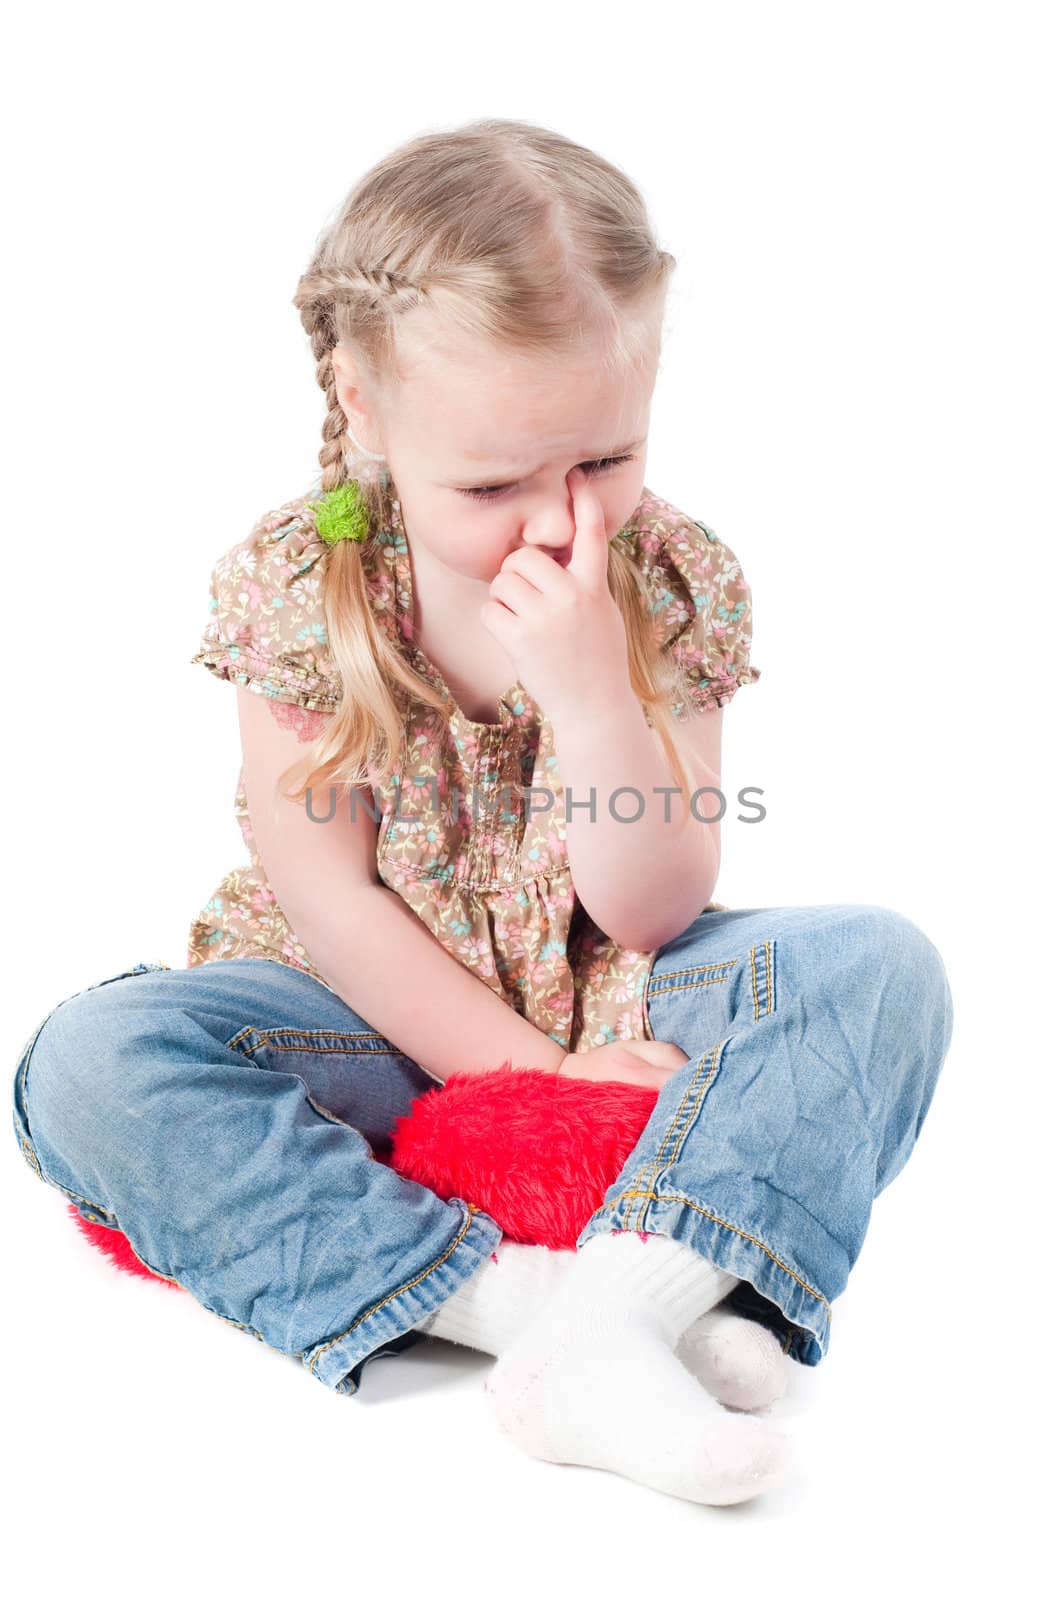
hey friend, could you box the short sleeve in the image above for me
[628,494,762,718]
[190,499,342,712]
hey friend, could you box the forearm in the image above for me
[293,881,567,1084]
[550,691,720,950]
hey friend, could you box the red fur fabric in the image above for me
[68,1067,657,1282]
[386,1069,657,1249]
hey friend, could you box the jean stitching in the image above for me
[31,1167,116,1222]
[620,1038,721,1229]
[14,1012,73,1172]
[750,940,775,1021]
[646,966,730,992]
[641,970,656,1040]
[633,1040,725,1230]
[647,960,737,996]
[602,1192,832,1324]
[306,1202,483,1378]
[226,1026,392,1056]
[18,1134,42,1178]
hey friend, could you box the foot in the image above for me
[420,1239,792,1417]
[484,1299,792,1505]
[480,1232,792,1508]
[678,1304,792,1411]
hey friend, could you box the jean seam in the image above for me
[634,941,778,1228]
[631,1038,726,1229]
[41,1168,307,1353]
[621,1037,725,1229]
[750,940,776,1020]
[76,1195,311,1356]
[646,961,736,998]
[25,1164,116,1224]
[302,1089,359,1130]
[44,1169,296,1346]
[641,970,656,1040]
[306,1202,484,1378]
[602,1191,833,1326]
[226,1026,393,1055]
[17,1133,43,1179]
[139,1232,290,1349]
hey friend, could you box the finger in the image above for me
[488,569,545,618]
[498,544,571,598]
[479,598,522,651]
[565,465,609,590]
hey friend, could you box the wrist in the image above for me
[513,1039,567,1076]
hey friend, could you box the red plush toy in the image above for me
[69,1067,659,1286]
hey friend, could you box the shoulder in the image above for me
[190,493,341,711]
[619,487,752,638]
[619,486,761,712]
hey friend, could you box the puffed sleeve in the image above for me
[189,498,342,712]
[632,494,762,718]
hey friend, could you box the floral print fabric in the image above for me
[187,485,761,1054]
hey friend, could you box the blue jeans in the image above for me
[11,902,952,1393]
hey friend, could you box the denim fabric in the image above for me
[11,900,952,1391]
[10,957,504,1394]
[577,902,954,1366]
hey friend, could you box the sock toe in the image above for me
[680,1306,792,1411]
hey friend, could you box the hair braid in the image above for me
[293,264,426,492]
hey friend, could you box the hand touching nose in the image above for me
[478,466,628,720]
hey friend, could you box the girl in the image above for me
[11,118,953,1508]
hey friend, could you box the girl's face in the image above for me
[333,324,657,590]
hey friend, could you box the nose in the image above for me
[520,499,576,562]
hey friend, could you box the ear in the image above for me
[330,344,387,455]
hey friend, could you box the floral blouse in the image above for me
[187,484,761,1057]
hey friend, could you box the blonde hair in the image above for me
[283,117,710,820]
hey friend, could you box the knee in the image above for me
[844,905,953,1038]
[16,981,148,1174]
[866,904,949,988]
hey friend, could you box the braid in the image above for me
[292,264,425,493]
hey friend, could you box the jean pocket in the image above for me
[644,934,777,1044]
[12,960,172,1178]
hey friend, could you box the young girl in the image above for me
[11,117,953,1508]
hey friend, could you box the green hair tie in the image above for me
[313,481,371,546]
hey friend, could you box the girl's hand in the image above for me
[478,466,629,722]
[556,1038,690,1091]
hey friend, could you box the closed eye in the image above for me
[457,454,636,502]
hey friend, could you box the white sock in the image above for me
[678,1304,792,1411]
[415,1229,734,1360]
[417,1231,791,1413]
[483,1230,793,1506]
[414,1239,577,1358]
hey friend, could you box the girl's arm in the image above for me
[548,693,723,952]
[237,688,567,1084]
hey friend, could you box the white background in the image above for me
[3,0,1058,1591]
